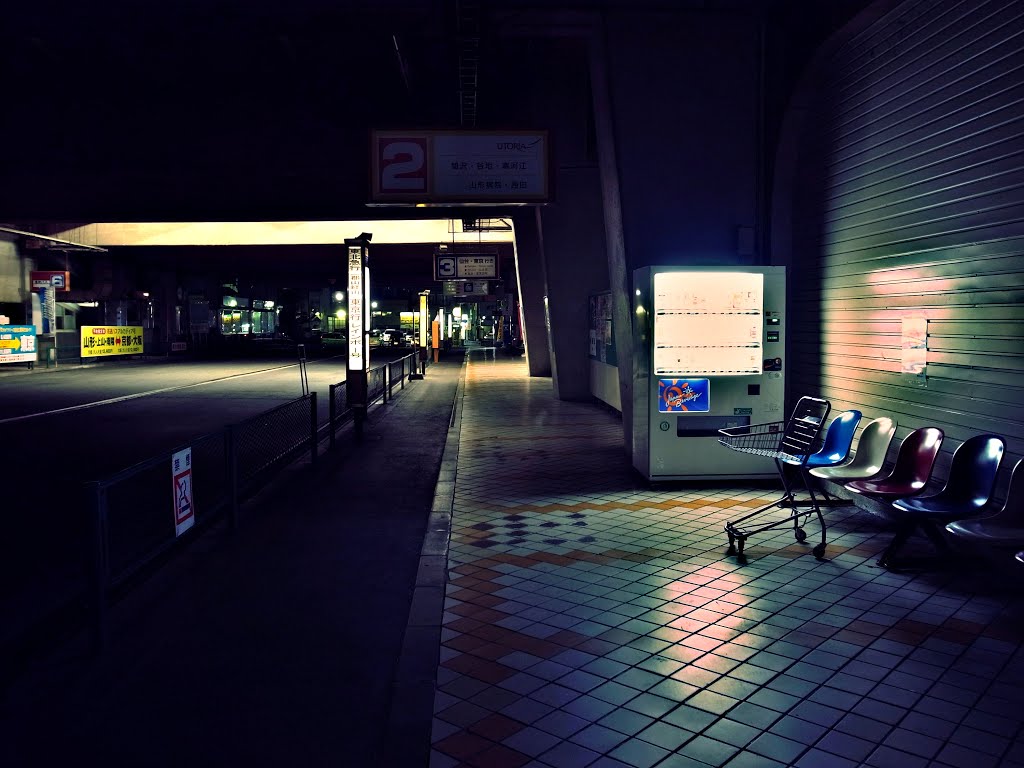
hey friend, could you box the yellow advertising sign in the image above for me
[80,326,145,357]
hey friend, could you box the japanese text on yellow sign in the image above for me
[80,326,145,357]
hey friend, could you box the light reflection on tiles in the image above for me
[430,352,1024,768]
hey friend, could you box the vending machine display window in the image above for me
[653,272,763,376]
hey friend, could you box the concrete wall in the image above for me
[604,10,760,270]
[0,234,22,303]
[509,11,763,411]
[0,234,28,321]
[511,210,551,377]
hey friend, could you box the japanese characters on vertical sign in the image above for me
[347,246,364,370]
[172,447,195,537]
[419,293,429,348]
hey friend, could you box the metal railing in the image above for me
[327,381,352,449]
[325,353,423,441]
[84,352,431,649]
[368,365,387,406]
[88,393,317,648]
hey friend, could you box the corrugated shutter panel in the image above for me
[788,0,1024,500]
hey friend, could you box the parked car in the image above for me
[379,328,401,346]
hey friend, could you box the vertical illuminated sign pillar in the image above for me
[345,238,371,431]
[408,290,429,379]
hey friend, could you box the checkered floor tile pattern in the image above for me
[429,352,1024,768]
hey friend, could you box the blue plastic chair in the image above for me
[805,410,862,468]
[880,434,1006,569]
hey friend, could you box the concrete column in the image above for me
[589,21,635,452]
[538,167,608,401]
[510,209,551,377]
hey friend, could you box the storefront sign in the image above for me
[0,325,37,364]
[80,326,144,357]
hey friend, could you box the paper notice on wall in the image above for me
[901,317,927,387]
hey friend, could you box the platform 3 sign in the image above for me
[80,326,144,357]
[0,325,37,364]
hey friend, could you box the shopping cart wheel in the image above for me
[812,543,826,559]
[794,528,807,543]
[735,535,747,563]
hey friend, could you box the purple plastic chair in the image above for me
[845,427,944,499]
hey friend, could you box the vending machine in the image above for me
[632,266,786,481]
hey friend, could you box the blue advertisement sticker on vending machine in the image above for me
[658,378,710,412]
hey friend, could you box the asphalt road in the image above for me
[0,351,463,766]
[0,350,412,664]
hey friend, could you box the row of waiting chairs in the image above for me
[804,411,1021,570]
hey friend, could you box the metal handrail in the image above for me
[85,355,426,650]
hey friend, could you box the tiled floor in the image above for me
[428,351,1024,768]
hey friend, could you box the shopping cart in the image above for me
[718,396,831,562]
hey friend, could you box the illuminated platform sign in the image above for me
[372,130,548,204]
[435,253,498,281]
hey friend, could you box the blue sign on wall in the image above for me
[658,378,710,413]
[0,325,37,365]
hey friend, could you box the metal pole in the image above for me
[309,392,318,464]
[297,344,309,396]
[329,383,337,449]
[226,424,239,530]
[88,481,109,653]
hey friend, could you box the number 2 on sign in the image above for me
[379,139,427,192]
